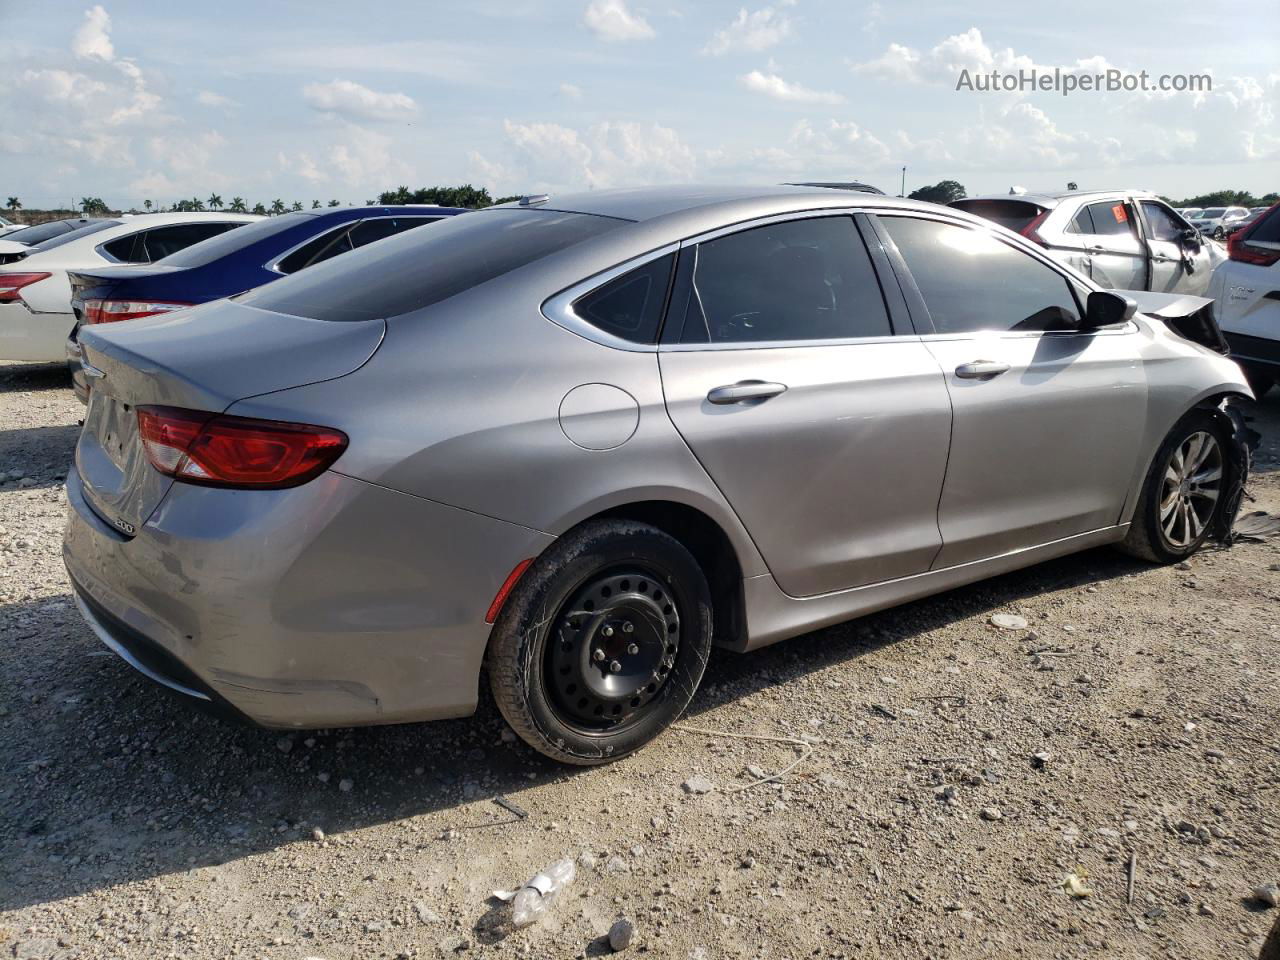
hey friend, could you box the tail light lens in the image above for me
[84,299,190,324]
[0,272,52,304]
[1226,206,1280,267]
[1019,209,1051,248]
[136,406,348,489]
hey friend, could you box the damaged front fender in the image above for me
[1197,396,1260,544]
[1118,289,1230,354]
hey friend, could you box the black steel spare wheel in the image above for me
[547,569,680,729]
[487,519,713,765]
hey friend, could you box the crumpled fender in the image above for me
[1112,290,1230,354]
[1198,396,1259,544]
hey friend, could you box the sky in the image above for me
[1,0,1276,210]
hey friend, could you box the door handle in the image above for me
[954,360,1010,380]
[706,380,788,405]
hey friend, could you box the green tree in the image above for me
[1066,181,1079,191]
[228,197,247,213]
[207,193,223,210]
[491,195,523,205]
[376,184,498,208]
[251,202,267,216]
[907,180,967,205]
[327,199,341,207]
[79,196,109,214]
[5,197,20,212]
[291,201,304,212]
[143,199,152,212]
[269,198,286,215]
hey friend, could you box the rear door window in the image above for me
[1082,201,1137,238]
[880,216,1081,334]
[678,216,892,344]
[276,225,355,274]
[239,209,623,322]
[99,221,243,263]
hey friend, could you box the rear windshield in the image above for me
[949,199,1045,232]
[6,218,110,246]
[239,209,624,322]
[28,219,122,253]
[157,213,315,267]
[1245,206,1280,244]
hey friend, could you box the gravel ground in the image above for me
[1,360,1278,960]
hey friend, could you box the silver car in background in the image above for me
[951,189,1223,295]
[64,185,1252,765]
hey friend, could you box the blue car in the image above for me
[67,205,467,400]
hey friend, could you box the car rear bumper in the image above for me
[1225,331,1280,370]
[63,463,555,728]
[0,303,74,362]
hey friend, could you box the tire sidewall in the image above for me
[493,522,712,763]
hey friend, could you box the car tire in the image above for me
[487,519,713,765]
[1118,410,1232,563]
[1213,226,1225,240]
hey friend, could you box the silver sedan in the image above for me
[64,185,1253,764]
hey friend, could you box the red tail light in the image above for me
[136,406,348,489]
[0,272,51,304]
[1226,205,1280,267]
[84,299,190,324]
[1019,209,1051,248]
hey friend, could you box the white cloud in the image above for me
[72,5,114,61]
[197,90,238,109]
[852,27,1039,86]
[558,82,584,99]
[476,118,696,192]
[301,80,418,122]
[583,0,655,42]
[704,7,793,56]
[740,69,844,104]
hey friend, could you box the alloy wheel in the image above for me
[1159,431,1222,548]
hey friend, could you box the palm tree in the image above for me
[208,193,223,210]
[228,197,247,213]
[269,199,286,215]
[143,199,152,212]
[251,202,267,216]
[189,196,206,211]
[291,201,304,212]
[312,200,321,209]
[328,199,341,207]
[5,197,20,213]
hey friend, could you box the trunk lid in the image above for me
[75,299,384,533]
[67,266,184,324]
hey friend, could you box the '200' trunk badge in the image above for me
[112,517,136,535]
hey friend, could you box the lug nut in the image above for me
[622,622,634,634]
[602,625,614,637]
[627,643,639,655]
[593,649,605,662]
[609,660,622,674]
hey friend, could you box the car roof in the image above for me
[954,189,1160,209]
[494,184,950,226]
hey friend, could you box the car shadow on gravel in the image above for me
[0,424,80,485]
[0,362,71,394]
[0,542,1159,914]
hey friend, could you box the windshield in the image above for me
[27,219,121,253]
[239,208,623,322]
[156,213,313,267]
[948,199,1045,232]
[1200,208,1226,218]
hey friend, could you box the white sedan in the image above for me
[0,212,259,362]
[1208,201,1280,397]
[0,215,26,237]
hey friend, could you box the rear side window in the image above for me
[880,216,1081,334]
[101,221,243,263]
[240,209,622,322]
[158,213,315,267]
[276,225,353,274]
[1079,201,1137,238]
[349,216,437,248]
[949,199,1045,232]
[679,217,891,344]
[27,219,120,253]
[573,253,675,343]
[1140,202,1185,242]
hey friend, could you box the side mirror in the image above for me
[1084,290,1137,329]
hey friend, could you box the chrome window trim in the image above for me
[540,242,680,353]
